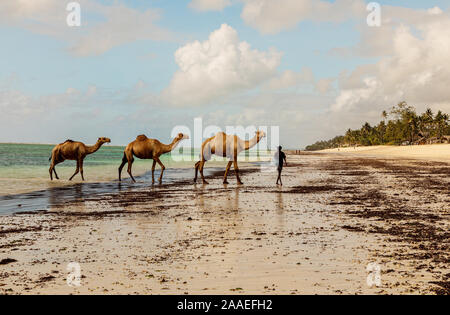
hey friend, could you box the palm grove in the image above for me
[306,102,450,151]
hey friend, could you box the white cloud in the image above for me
[315,78,334,94]
[265,69,314,90]
[0,0,173,56]
[163,24,282,106]
[70,4,173,56]
[332,77,378,112]
[0,78,143,143]
[241,0,366,34]
[189,0,232,12]
[332,12,450,117]
[428,6,443,15]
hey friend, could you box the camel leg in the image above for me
[118,154,127,181]
[223,161,232,184]
[80,159,85,181]
[194,161,200,183]
[49,164,54,181]
[127,158,136,183]
[69,161,80,181]
[53,165,60,180]
[200,161,208,184]
[53,159,62,180]
[49,155,61,180]
[123,150,136,183]
[49,159,56,181]
[155,158,165,183]
[233,159,243,185]
[152,160,157,184]
[49,152,56,180]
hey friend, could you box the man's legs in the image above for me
[276,169,282,185]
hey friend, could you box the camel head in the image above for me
[255,130,266,142]
[175,133,190,141]
[97,137,111,144]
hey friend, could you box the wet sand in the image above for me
[0,167,217,215]
[0,153,448,295]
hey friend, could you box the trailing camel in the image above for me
[49,137,111,181]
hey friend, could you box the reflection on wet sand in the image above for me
[276,189,285,228]
[0,168,218,215]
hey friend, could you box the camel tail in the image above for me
[49,156,51,161]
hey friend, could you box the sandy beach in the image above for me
[0,150,449,295]
[321,144,450,163]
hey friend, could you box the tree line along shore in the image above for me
[306,102,450,151]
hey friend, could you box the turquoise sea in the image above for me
[0,143,271,214]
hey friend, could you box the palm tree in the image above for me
[305,105,449,151]
[434,111,449,139]
[407,115,419,144]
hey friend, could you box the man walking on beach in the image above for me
[276,146,287,186]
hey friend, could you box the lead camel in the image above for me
[194,130,266,184]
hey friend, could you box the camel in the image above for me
[118,133,189,183]
[49,137,111,181]
[194,130,266,185]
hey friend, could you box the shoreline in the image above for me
[0,153,448,294]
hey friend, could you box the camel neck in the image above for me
[244,136,260,151]
[162,138,181,154]
[86,142,103,154]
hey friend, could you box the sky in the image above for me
[1,0,450,148]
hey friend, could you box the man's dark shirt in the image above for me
[278,151,286,170]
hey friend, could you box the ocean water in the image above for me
[0,143,271,214]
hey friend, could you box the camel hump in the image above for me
[61,139,74,144]
[136,134,148,141]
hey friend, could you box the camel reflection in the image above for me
[48,183,84,211]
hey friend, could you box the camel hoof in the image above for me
[203,181,209,185]
[238,181,244,185]
[223,181,229,185]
